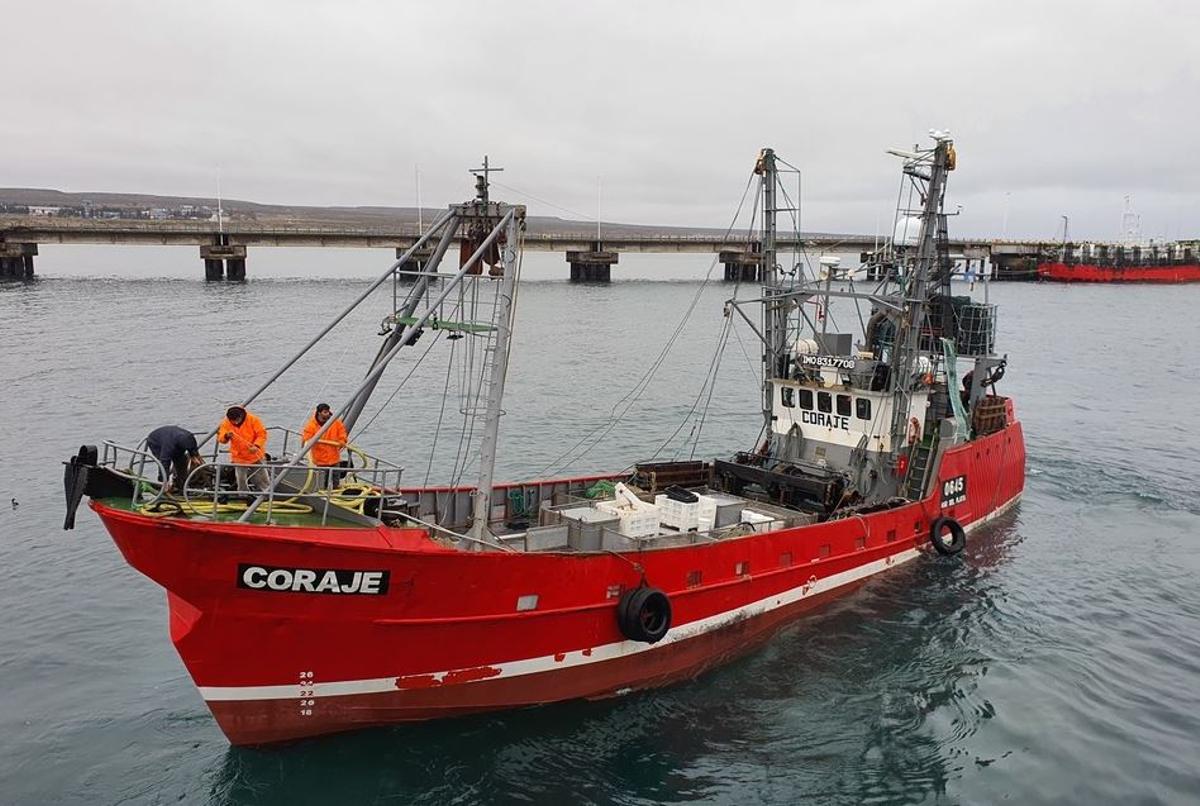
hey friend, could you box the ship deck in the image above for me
[94,495,371,528]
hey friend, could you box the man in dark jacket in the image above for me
[146,426,203,494]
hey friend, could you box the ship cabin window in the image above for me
[781,386,795,408]
[836,394,852,417]
[817,392,832,413]
[799,389,814,410]
[856,398,872,420]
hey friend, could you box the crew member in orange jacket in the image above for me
[217,405,269,492]
[301,403,348,487]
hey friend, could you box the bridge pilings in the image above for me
[0,243,37,280]
[719,249,762,282]
[566,249,618,282]
[395,247,435,283]
[988,247,1041,281]
[200,244,248,281]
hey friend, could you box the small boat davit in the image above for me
[63,134,1025,745]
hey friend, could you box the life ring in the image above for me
[907,417,922,446]
[616,587,672,644]
[929,516,966,555]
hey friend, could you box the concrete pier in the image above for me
[566,248,618,282]
[988,245,1040,281]
[395,246,435,282]
[719,249,763,282]
[0,242,36,280]
[200,244,248,281]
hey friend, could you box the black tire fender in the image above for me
[930,515,966,555]
[617,586,672,644]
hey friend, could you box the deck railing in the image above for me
[97,433,406,526]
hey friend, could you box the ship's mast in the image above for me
[235,162,525,528]
[756,148,787,428]
[887,134,953,460]
[343,219,459,431]
[470,194,521,544]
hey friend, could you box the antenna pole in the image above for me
[596,176,601,245]
[470,155,502,204]
[217,169,224,238]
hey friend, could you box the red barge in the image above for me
[1038,261,1200,283]
[1039,240,1200,283]
[64,135,1026,745]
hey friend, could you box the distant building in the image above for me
[28,205,61,216]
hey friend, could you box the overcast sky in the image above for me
[4,1,1197,241]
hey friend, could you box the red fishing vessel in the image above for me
[64,135,1025,745]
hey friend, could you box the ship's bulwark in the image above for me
[95,422,1024,745]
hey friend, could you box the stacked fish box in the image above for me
[595,482,661,538]
[655,494,696,531]
[655,493,720,532]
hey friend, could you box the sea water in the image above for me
[1,250,1198,805]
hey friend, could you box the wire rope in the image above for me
[353,328,445,438]
[488,179,594,221]
[534,171,760,477]
[647,312,733,461]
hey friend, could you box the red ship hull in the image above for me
[94,421,1024,746]
[1038,261,1200,283]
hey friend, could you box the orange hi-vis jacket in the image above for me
[217,411,268,464]
[301,415,348,467]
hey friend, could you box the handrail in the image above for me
[179,456,405,526]
[95,437,407,526]
[99,440,168,510]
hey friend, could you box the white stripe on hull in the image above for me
[200,491,1022,703]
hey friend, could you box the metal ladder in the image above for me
[904,429,940,500]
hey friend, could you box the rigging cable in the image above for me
[443,282,495,502]
[654,178,770,463]
[422,312,460,487]
[488,179,594,222]
[646,311,733,461]
[685,315,735,459]
[352,328,445,438]
[436,226,522,523]
[534,171,761,477]
[652,176,771,463]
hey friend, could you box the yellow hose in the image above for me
[325,483,377,514]
[142,443,382,519]
[140,498,313,517]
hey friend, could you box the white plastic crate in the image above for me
[654,495,699,530]
[741,509,778,534]
[596,500,661,538]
